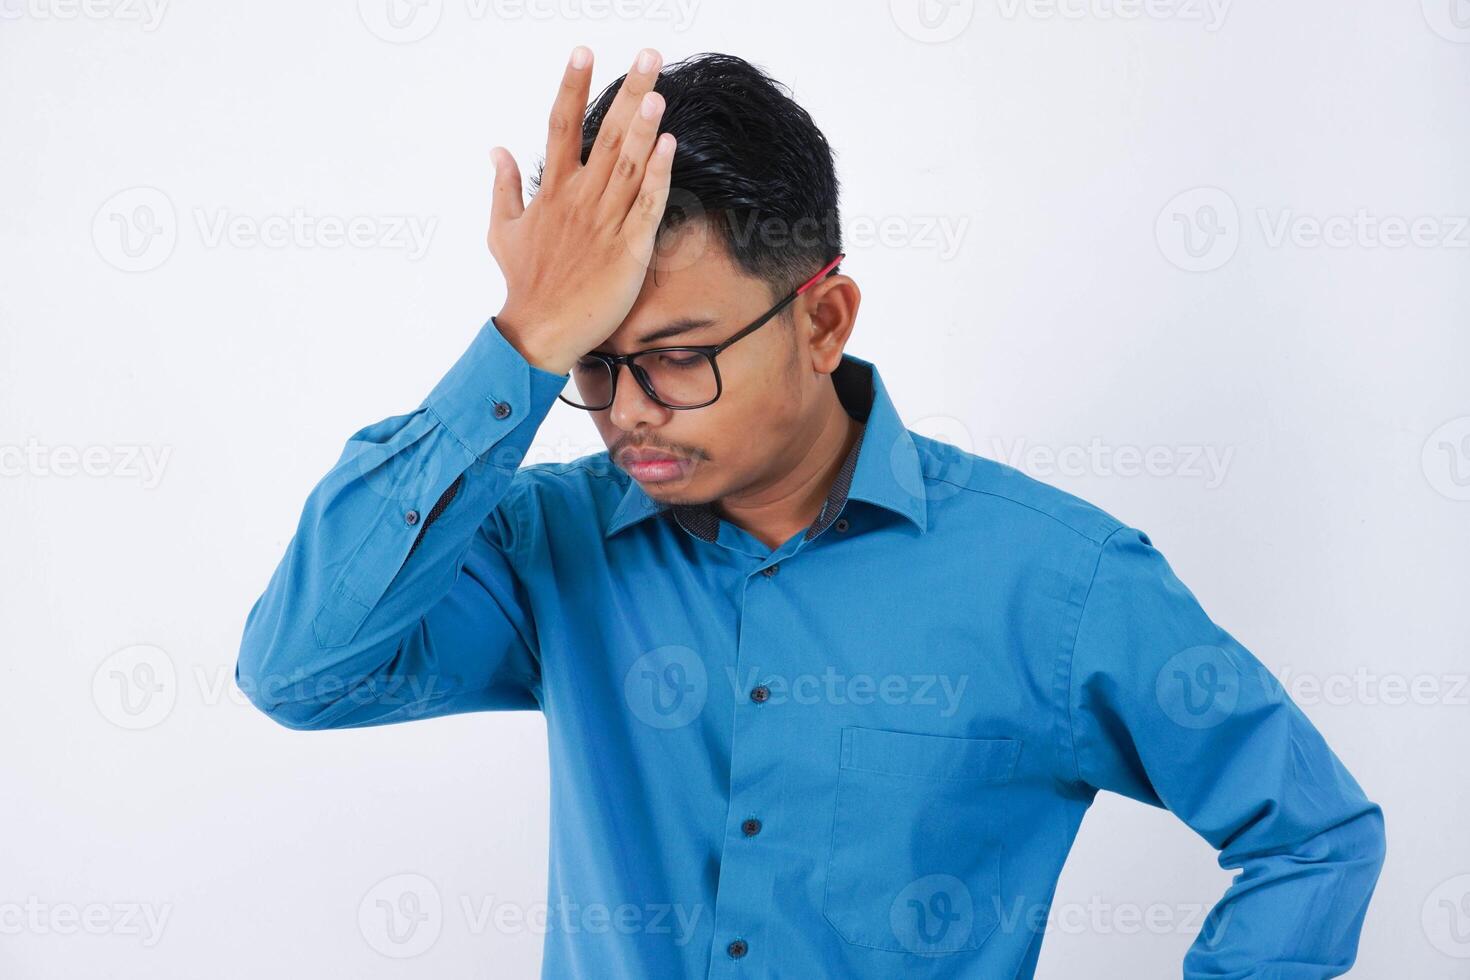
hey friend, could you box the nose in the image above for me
[607,363,672,431]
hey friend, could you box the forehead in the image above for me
[601,223,761,349]
[639,220,740,296]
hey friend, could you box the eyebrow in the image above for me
[593,316,721,355]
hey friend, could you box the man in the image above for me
[236,47,1385,978]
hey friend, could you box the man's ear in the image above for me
[802,274,860,372]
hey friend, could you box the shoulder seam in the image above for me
[1061,524,1135,786]
[926,475,1119,545]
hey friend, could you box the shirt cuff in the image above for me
[423,315,570,461]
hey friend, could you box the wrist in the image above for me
[494,310,574,377]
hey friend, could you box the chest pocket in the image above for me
[822,726,1022,955]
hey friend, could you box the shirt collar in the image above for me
[603,351,928,541]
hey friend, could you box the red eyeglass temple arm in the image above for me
[796,252,846,295]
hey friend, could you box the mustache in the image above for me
[614,439,702,459]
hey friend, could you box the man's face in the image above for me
[584,221,809,506]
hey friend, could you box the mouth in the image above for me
[621,452,694,484]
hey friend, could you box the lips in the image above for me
[621,449,693,484]
[621,449,684,465]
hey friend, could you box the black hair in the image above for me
[530,51,843,308]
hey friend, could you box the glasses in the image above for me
[557,252,846,411]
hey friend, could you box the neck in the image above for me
[714,389,862,551]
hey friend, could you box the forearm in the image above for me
[1183,767,1386,977]
[1066,526,1387,978]
[235,315,567,726]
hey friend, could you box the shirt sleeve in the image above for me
[235,315,569,730]
[1064,525,1387,978]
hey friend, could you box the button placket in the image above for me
[705,567,783,976]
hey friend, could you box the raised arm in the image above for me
[235,44,679,729]
[1064,525,1386,977]
[235,315,568,729]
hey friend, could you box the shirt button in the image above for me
[727,939,748,959]
[493,401,512,419]
[835,518,849,532]
[404,510,420,526]
[750,685,770,704]
[761,563,779,577]
[742,818,762,837]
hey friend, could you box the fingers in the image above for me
[542,45,593,191]
[620,131,676,262]
[596,89,666,227]
[490,146,524,228]
[580,47,662,195]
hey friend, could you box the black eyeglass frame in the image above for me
[557,252,846,412]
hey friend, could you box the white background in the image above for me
[3,0,1468,976]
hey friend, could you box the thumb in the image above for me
[489,147,525,224]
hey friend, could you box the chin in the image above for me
[640,474,712,505]
[642,483,703,504]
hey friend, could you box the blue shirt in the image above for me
[237,315,1386,978]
